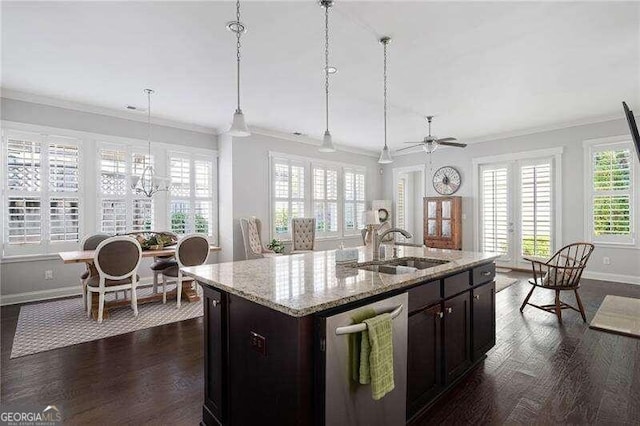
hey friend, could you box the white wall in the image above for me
[0,98,218,304]
[220,132,383,261]
[383,118,640,284]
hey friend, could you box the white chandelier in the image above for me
[129,89,171,197]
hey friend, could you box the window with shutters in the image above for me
[344,168,366,235]
[269,153,368,240]
[586,140,636,245]
[313,165,338,236]
[480,166,509,256]
[272,158,307,238]
[396,177,406,230]
[3,130,81,255]
[520,161,552,257]
[168,153,215,237]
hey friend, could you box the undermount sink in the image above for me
[350,257,450,275]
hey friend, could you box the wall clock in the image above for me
[433,166,461,195]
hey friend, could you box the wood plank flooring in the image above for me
[2,276,640,425]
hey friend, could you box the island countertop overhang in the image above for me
[182,246,499,317]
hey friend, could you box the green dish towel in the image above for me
[362,313,395,400]
[348,308,376,383]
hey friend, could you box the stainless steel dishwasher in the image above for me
[322,292,408,425]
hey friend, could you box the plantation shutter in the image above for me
[520,161,552,257]
[480,166,509,256]
[396,177,406,230]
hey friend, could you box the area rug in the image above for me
[495,273,519,293]
[10,286,203,358]
[589,295,640,339]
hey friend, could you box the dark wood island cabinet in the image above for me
[183,247,498,426]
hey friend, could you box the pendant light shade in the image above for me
[378,145,393,164]
[227,0,250,137]
[229,108,250,136]
[319,130,335,152]
[378,36,393,164]
[319,0,336,153]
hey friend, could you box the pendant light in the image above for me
[378,36,393,164]
[130,89,171,197]
[227,0,250,137]
[318,0,336,152]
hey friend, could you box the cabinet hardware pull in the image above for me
[481,271,492,276]
[446,307,453,314]
[474,295,480,300]
[211,300,218,307]
[437,311,444,319]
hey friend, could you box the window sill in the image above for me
[591,241,640,250]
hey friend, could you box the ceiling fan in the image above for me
[397,116,467,154]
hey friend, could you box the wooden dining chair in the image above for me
[79,233,110,311]
[161,234,210,309]
[87,236,142,323]
[521,242,595,322]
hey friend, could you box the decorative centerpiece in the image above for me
[129,232,178,251]
[267,239,285,254]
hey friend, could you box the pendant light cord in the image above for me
[324,3,330,133]
[383,40,388,149]
[236,0,242,111]
[146,89,151,168]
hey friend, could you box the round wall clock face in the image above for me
[377,208,389,222]
[433,166,461,195]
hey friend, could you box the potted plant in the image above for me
[267,239,285,254]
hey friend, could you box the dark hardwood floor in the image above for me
[2,276,639,425]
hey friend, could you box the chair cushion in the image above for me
[86,274,140,287]
[162,265,179,278]
[150,259,178,271]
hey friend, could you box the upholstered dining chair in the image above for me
[149,231,179,294]
[161,234,210,308]
[240,217,277,260]
[87,236,142,323]
[520,242,595,322]
[79,233,110,310]
[291,218,316,253]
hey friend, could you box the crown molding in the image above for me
[1,88,218,135]
[248,126,379,158]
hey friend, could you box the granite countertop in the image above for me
[182,245,499,317]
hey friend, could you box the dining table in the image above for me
[59,245,222,320]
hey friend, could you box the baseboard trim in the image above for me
[0,277,156,306]
[582,271,640,285]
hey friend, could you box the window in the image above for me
[587,141,635,245]
[520,161,552,257]
[272,158,307,238]
[313,165,338,236]
[269,153,368,240]
[344,169,366,234]
[169,154,215,237]
[3,130,80,255]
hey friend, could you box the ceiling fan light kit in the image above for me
[227,0,251,137]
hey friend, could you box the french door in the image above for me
[478,157,555,268]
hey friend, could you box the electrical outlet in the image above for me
[44,270,54,280]
[603,257,611,265]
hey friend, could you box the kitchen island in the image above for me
[182,245,499,426]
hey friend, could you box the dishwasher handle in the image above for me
[335,304,404,336]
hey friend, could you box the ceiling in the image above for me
[2,1,639,152]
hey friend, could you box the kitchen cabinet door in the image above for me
[407,304,442,419]
[443,291,471,384]
[472,281,496,360]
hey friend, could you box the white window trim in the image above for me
[583,135,639,249]
[268,151,368,241]
[1,121,218,259]
[472,147,563,262]
[2,129,84,256]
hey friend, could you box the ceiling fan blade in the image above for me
[403,141,424,144]
[396,144,423,152]
[438,141,467,148]
[436,137,457,142]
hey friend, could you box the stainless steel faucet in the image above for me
[373,227,413,261]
